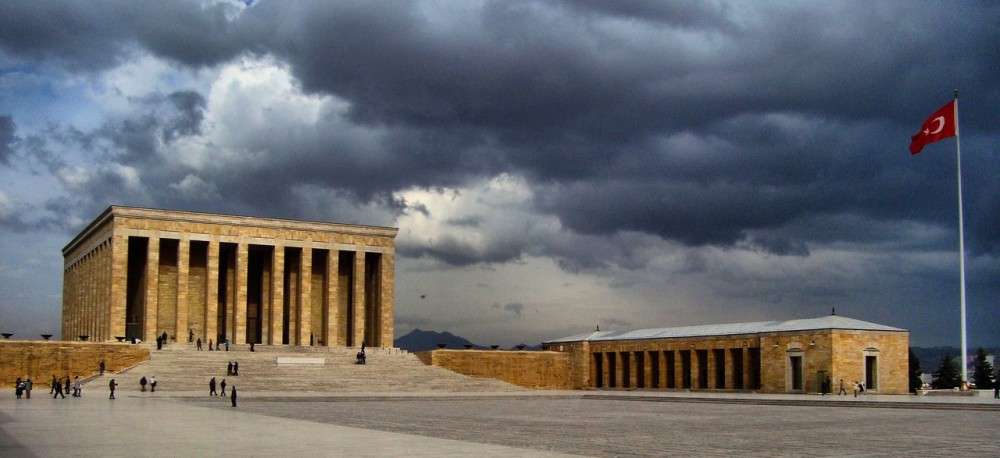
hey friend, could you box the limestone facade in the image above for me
[543,316,909,394]
[61,206,397,347]
[416,349,574,389]
[0,341,149,385]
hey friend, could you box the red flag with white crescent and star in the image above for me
[909,100,956,155]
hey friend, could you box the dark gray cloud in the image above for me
[0,115,15,165]
[2,1,999,346]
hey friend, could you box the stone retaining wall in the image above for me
[0,341,149,385]
[416,349,573,389]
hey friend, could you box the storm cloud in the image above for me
[0,0,997,346]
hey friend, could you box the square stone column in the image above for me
[658,350,668,389]
[143,236,160,342]
[297,245,312,346]
[109,234,128,340]
[725,348,736,389]
[707,350,717,389]
[235,242,248,345]
[379,251,395,347]
[353,248,366,347]
[270,245,284,345]
[675,350,685,389]
[325,249,339,346]
[643,351,653,388]
[176,238,190,343]
[602,352,611,388]
[205,239,219,344]
[629,352,639,388]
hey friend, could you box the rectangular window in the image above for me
[714,349,726,389]
[697,350,709,389]
[649,351,660,388]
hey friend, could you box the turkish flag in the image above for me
[910,100,956,155]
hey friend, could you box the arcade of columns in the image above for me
[62,206,396,347]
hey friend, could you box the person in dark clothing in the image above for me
[249,342,254,352]
[109,379,117,399]
[209,377,217,396]
[208,339,214,351]
[24,378,32,398]
[994,384,999,399]
[53,380,65,399]
[162,331,168,344]
[220,378,227,396]
[50,375,57,394]
[140,376,148,392]
[99,359,106,375]
[189,329,194,343]
[197,338,202,351]
[230,386,237,407]
[15,378,23,399]
[227,361,233,376]
[156,335,162,350]
[224,340,229,351]
[64,376,70,395]
[233,362,238,376]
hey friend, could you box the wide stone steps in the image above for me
[86,344,520,393]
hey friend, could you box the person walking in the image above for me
[994,384,999,399]
[24,378,32,399]
[838,379,847,396]
[208,339,214,351]
[233,361,239,376]
[219,378,227,397]
[109,378,117,399]
[230,385,237,407]
[853,381,859,397]
[189,329,194,343]
[227,361,233,376]
[209,377,217,396]
[197,338,202,351]
[150,376,157,393]
[73,376,81,397]
[156,334,163,350]
[224,339,229,351]
[161,331,168,345]
[140,376,148,392]
[53,378,65,399]
[50,375,57,395]
[15,378,23,399]
[64,376,71,395]
[99,359,106,376]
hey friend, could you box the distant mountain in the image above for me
[394,329,478,352]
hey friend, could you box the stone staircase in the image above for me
[85,343,521,393]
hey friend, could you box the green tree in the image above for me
[932,353,961,389]
[908,348,922,393]
[972,347,994,389]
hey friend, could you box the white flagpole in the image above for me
[954,89,968,385]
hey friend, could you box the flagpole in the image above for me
[954,88,968,385]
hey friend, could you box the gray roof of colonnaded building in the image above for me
[544,315,907,344]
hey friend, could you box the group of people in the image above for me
[194,337,234,351]
[14,377,32,399]
[209,376,238,407]
[155,331,170,350]
[49,375,83,398]
[817,378,867,397]
[138,376,158,392]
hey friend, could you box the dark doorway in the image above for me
[217,243,236,343]
[789,355,803,391]
[339,251,355,346]
[714,349,726,389]
[730,348,744,389]
[282,247,300,345]
[649,351,660,388]
[681,351,691,389]
[748,348,761,389]
[125,237,148,341]
[593,353,604,388]
[364,253,381,347]
[666,351,676,389]
[246,245,271,344]
[696,350,709,389]
[635,352,645,388]
[865,356,878,390]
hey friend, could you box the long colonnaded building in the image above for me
[543,315,909,394]
[61,206,396,347]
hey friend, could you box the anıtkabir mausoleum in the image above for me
[61,206,396,347]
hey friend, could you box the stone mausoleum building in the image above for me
[544,315,909,394]
[61,206,396,347]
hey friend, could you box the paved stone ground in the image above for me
[0,395,572,457]
[3,391,999,457]
[188,396,1000,457]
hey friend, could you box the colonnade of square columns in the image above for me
[591,347,761,390]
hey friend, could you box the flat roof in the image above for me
[63,205,398,254]
[544,315,906,344]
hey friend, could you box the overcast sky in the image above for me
[1,1,997,347]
